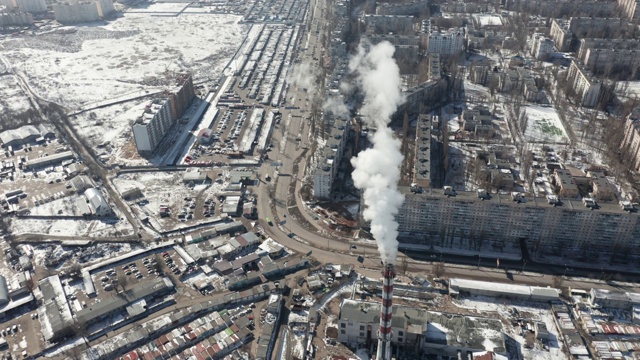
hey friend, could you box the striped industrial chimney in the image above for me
[376,263,395,360]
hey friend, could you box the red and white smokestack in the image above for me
[377,263,395,360]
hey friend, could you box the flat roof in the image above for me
[26,151,74,167]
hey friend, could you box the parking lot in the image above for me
[0,137,80,215]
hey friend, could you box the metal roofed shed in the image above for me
[183,171,210,184]
[0,276,9,307]
[25,151,74,169]
[449,278,559,302]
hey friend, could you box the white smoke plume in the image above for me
[322,95,350,119]
[287,63,316,95]
[349,41,405,265]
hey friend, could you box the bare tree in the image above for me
[432,262,446,278]
[116,274,129,293]
[552,275,564,288]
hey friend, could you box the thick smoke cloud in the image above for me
[349,41,405,264]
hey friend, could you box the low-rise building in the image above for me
[84,188,111,216]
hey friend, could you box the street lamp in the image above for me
[477,256,481,268]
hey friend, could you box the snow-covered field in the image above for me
[522,105,568,143]
[70,99,150,165]
[1,7,247,109]
[10,217,132,237]
[0,74,34,120]
[32,242,136,268]
[453,296,568,360]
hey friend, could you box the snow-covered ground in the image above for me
[10,217,132,237]
[0,74,34,118]
[112,171,227,230]
[32,242,136,268]
[453,296,568,360]
[522,105,569,143]
[1,8,247,109]
[70,99,150,165]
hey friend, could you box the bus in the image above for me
[266,217,273,226]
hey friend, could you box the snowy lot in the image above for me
[10,216,132,237]
[522,106,569,143]
[453,296,569,360]
[32,242,136,268]
[70,99,150,165]
[0,74,34,121]
[0,8,247,109]
[112,171,228,231]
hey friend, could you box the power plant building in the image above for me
[338,299,506,357]
[132,73,195,155]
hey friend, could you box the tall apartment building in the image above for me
[0,11,33,26]
[132,98,174,154]
[530,33,555,61]
[583,48,640,76]
[569,17,631,39]
[0,0,46,12]
[427,28,465,56]
[618,0,640,22]
[578,38,640,62]
[52,0,113,23]
[505,0,615,18]
[549,19,572,51]
[375,0,428,16]
[428,53,440,79]
[412,114,432,188]
[397,187,640,260]
[566,60,602,108]
[313,117,350,199]
[622,114,640,171]
[132,73,195,155]
[363,14,414,34]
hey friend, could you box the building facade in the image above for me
[618,0,640,22]
[412,114,432,188]
[427,28,465,56]
[132,98,174,154]
[566,60,602,108]
[0,0,47,13]
[531,34,555,60]
[0,11,33,26]
[549,19,572,51]
[621,114,640,171]
[132,73,195,155]
[52,0,114,24]
[313,117,350,199]
[397,187,640,261]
